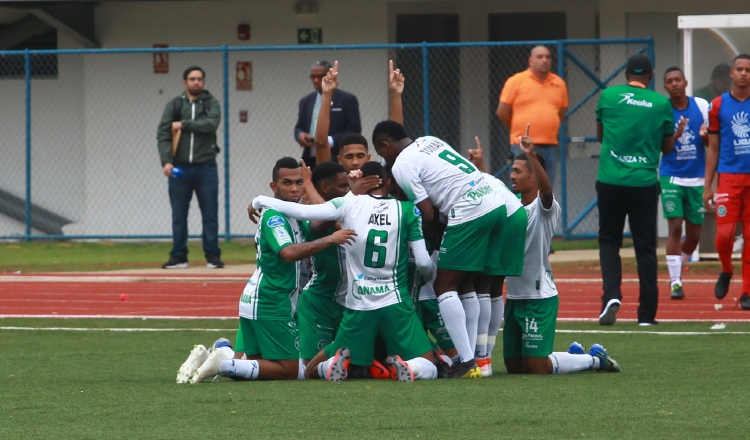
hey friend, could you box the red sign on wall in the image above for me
[239,110,248,123]
[153,44,169,74]
[236,61,252,91]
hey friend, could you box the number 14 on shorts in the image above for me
[525,318,538,333]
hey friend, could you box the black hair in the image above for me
[311,161,345,187]
[183,66,205,80]
[272,157,301,181]
[515,153,547,172]
[664,66,684,78]
[734,54,750,65]
[313,60,332,71]
[371,120,408,146]
[360,161,387,188]
[340,133,369,151]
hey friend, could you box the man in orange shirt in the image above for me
[497,46,569,187]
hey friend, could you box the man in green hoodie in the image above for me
[157,66,223,269]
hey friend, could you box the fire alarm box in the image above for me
[153,44,168,74]
[236,61,252,91]
[238,24,250,41]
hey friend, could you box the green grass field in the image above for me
[2,319,747,439]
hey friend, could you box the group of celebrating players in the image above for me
[175,60,622,384]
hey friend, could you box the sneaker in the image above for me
[327,348,351,382]
[451,359,482,379]
[589,344,621,372]
[715,272,733,300]
[206,255,224,269]
[598,299,621,326]
[190,346,232,383]
[386,355,414,382]
[176,344,208,383]
[367,360,395,380]
[638,321,659,326]
[670,283,685,300]
[568,341,586,355]
[162,256,188,269]
[740,293,750,310]
[432,350,451,379]
[476,356,492,377]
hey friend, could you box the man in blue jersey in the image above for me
[660,67,709,300]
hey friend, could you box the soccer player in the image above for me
[194,158,356,382]
[251,162,441,382]
[704,54,750,310]
[661,67,709,300]
[373,122,507,378]
[505,129,620,374]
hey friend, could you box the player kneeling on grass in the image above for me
[505,128,620,375]
[251,162,444,382]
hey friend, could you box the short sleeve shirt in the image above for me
[299,222,347,301]
[596,84,674,186]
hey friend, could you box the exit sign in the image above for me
[298,28,322,44]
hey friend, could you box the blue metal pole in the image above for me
[647,37,656,90]
[222,45,231,242]
[422,42,429,135]
[557,41,569,236]
[24,49,32,241]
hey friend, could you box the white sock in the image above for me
[219,359,259,379]
[317,357,334,380]
[548,353,597,374]
[437,291,474,362]
[218,346,234,359]
[459,292,480,355]
[297,359,306,380]
[487,297,504,358]
[666,255,682,286]
[681,252,691,264]
[405,357,437,380]
[439,354,453,366]
[476,293,491,357]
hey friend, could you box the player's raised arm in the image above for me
[252,195,342,222]
[389,60,405,126]
[519,124,553,209]
[300,160,325,204]
[314,61,338,164]
[468,136,488,173]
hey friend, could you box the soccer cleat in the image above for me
[162,256,188,269]
[432,350,451,379]
[386,355,414,382]
[209,337,232,351]
[715,272,733,300]
[568,341,586,355]
[476,356,492,377]
[176,344,208,383]
[367,360,395,380]
[327,348,351,382]
[589,344,621,372]
[451,359,482,379]
[740,293,750,310]
[190,345,231,383]
[598,299,621,326]
[670,283,685,300]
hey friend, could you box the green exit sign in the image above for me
[298,28,322,44]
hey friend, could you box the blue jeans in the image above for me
[168,159,221,259]
[510,144,559,187]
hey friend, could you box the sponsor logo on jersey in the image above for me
[374,201,388,211]
[731,111,750,139]
[676,123,696,147]
[267,215,285,227]
[618,92,653,108]
[273,227,292,244]
[610,150,648,164]
[462,184,492,205]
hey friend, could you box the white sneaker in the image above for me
[733,235,744,253]
[176,344,208,384]
[190,346,231,383]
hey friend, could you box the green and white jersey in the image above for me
[506,195,561,300]
[484,173,522,216]
[407,237,438,303]
[239,209,301,320]
[418,250,440,301]
[392,136,505,226]
[299,222,347,305]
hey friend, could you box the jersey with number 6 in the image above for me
[391,136,505,225]
[326,195,424,311]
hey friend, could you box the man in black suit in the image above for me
[294,60,361,168]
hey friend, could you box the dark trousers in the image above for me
[596,181,659,322]
[168,159,221,259]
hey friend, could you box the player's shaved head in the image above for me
[272,157,301,182]
[360,162,387,189]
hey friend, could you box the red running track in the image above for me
[0,275,748,321]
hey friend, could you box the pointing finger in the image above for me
[475,136,483,151]
[333,60,338,73]
[389,59,393,76]
[525,123,530,137]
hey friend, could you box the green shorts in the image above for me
[660,176,704,225]
[503,295,558,358]
[235,317,299,361]
[438,205,507,272]
[323,301,433,366]
[297,292,344,360]
[485,207,527,276]
[417,298,455,351]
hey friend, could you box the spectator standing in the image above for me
[294,60,361,169]
[694,63,732,102]
[157,66,223,269]
[497,45,568,186]
[595,54,675,326]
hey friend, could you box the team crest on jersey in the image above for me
[676,124,695,146]
[732,111,750,138]
[267,215,285,227]
[665,201,675,212]
[717,205,727,217]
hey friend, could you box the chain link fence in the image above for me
[0,39,653,241]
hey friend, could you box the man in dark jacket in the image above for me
[157,66,223,269]
[294,60,361,168]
